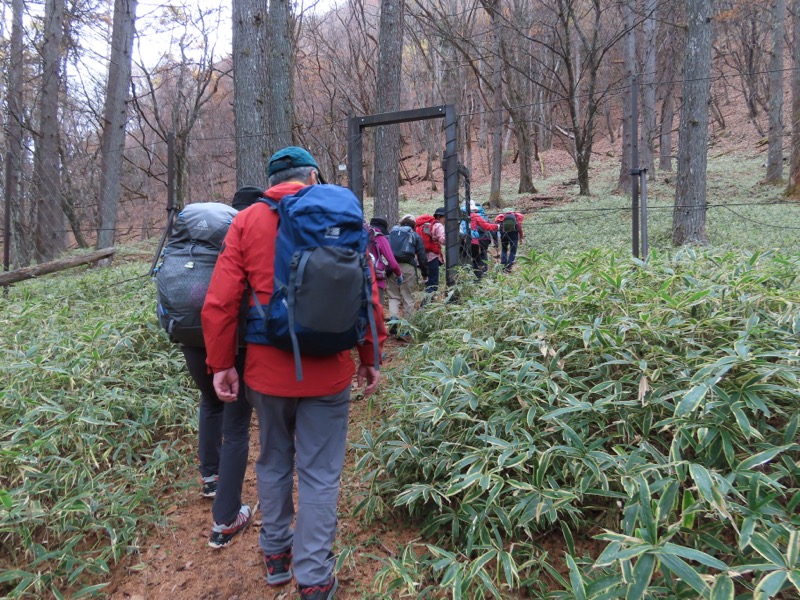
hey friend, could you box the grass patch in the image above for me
[0,263,196,598]
[358,248,800,598]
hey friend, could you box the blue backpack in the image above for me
[246,184,379,381]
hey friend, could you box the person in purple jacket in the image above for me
[368,217,403,305]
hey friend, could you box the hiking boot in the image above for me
[208,505,253,549]
[262,547,293,586]
[298,576,338,600]
[201,475,218,498]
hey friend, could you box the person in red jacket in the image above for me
[494,210,525,272]
[201,147,385,600]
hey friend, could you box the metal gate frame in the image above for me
[347,105,460,285]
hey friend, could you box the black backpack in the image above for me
[388,226,416,263]
[501,212,518,232]
[155,202,238,347]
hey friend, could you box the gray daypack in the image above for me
[155,202,238,347]
[389,225,417,263]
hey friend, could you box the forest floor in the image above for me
[105,337,430,600]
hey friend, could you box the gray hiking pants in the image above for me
[246,385,350,587]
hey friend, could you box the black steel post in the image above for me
[631,75,640,259]
[640,169,649,258]
[344,105,459,284]
[347,115,363,203]
[443,104,459,285]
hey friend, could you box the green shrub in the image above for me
[358,248,800,599]
[0,264,196,598]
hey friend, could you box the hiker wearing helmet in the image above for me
[202,147,386,600]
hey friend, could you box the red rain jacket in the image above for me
[202,181,386,397]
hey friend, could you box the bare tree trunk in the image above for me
[500,4,537,194]
[483,0,503,208]
[97,0,137,252]
[766,0,786,183]
[4,0,30,266]
[787,0,800,196]
[673,0,713,246]
[267,0,294,156]
[641,0,658,178]
[659,89,675,171]
[659,24,678,172]
[618,0,635,193]
[373,0,405,225]
[233,0,268,186]
[33,0,67,262]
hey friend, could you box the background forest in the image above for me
[3,0,800,268]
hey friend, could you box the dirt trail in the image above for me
[107,343,417,600]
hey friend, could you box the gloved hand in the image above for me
[396,275,404,285]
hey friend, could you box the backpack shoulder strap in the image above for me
[256,196,279,210]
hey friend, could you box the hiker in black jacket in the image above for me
[386,214,428,339]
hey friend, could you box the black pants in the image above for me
[470,242,490,279]
[182,345,252,525]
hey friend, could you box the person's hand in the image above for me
[357,364,380,397]
[396,275,404,285]
[213,367,239,402]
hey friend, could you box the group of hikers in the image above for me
[154,146,525,600]
[459,199,525,279]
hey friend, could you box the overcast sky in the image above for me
[133,0,339,67]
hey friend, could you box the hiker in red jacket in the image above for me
[202,147,385,600]
[494,210,525,272]
[416,207,446,298]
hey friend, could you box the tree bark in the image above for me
[673,0,713,246]
[500,2,537,194]
[97,0,138,252]
[483,0,503,208]
[33,0,67,262]
[641,0,658,178]
[766,0,786,183]
[267,0,294,157]
[233,0,269,186]
[617,0,635,193]
[4,0,30,266]
[787,0,800,196]
[659,21,678,172]
[373,0,405,225]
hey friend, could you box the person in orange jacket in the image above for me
[201,147,385,600]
